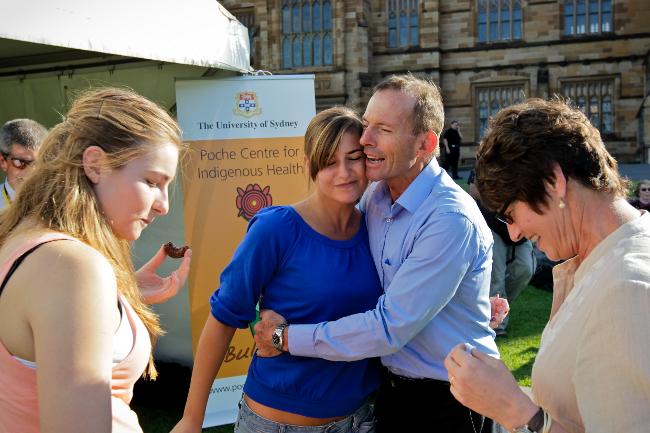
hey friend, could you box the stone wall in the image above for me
[223,0,650,163]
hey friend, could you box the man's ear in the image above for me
[82,146,107,184]
[417,131,438,159]
[0,154,7,173]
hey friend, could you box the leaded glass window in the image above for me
[281,0,333,68]
[477,0,523,43]
[475,84,526,137]
[387,0,419,48]
[561,78,614,133]
[563,0,612,36]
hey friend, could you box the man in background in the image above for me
[468,170,535,336]
[441,120,463,179]
[0,119,48,209]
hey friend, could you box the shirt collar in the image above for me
[393,158,441,214]
[3,180,15,200]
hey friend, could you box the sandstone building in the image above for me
[222,0,650,164]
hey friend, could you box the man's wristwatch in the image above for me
[512,407,544,433]
[271,323,288,352]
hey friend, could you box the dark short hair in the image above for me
[451,120,459,125]
[0,119,48,154]
[304,107,363,181]
[475,98,627,214]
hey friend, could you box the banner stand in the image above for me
[175,75,316,426]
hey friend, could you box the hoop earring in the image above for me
[558,199,566,209]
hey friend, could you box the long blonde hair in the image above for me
[0,88,183,378]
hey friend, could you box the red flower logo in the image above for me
[236,184,273,221]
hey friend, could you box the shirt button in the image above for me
[385,218,392,223]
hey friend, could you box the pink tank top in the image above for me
[0,233,151,433]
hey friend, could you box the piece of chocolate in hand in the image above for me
[163,242,189,259]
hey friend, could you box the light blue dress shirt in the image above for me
[289,158,499,381]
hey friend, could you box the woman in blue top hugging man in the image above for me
[171,107,382,433]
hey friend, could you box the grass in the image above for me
[133,285,551,432]
[495,285,552,386]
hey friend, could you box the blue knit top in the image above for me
[210,206,382,417]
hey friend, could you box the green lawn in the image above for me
[495,285,552,386]
[134,285,551,432]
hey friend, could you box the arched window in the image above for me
[564,0,612,35]
[293,35,302,67]
[303,34,312,66]
[313,35,322,66]
[313,1,321,31]
[323,1,332,30]
[477,0,523,43]
[323,34,332,65]
[302,1,311,32]
[478,1,487,42]
[410,8,419,46]
[387,0,419,48]
[282,36,292,68]
[399,11,408,47]
[281,0,333,68]
[512,1,522,40]
[388,11,397,48]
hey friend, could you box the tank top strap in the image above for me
[0,233,80,295]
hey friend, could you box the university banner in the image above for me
[175,75,315,427]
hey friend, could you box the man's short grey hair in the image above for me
[373,73,444,160]
[373,73,445,136]
[0,119,48,154]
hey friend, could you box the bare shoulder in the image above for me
[35,238,114,277]
[0,235,119,361]
[10,238,118,307]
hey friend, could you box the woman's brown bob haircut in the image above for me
[476,98,627,214]
[304,106,363,181]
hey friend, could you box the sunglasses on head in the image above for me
[2,153,35,170]
[495,200,514,225]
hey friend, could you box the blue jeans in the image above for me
[234,397,375,433]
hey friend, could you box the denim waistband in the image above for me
[236,396,373,433]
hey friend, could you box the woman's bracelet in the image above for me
[542,410,553,433]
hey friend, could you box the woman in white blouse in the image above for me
[445,98,650,433]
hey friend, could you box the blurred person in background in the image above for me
[0,119,48,209]
[628,179,650,211]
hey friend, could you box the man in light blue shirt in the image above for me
[255,74,498,432]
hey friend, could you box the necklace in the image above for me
[469,409,485,433]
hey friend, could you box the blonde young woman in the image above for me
[0,88,191,433]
